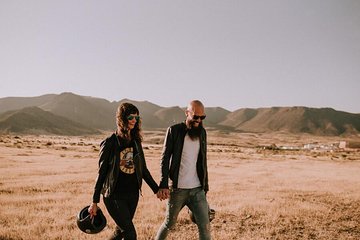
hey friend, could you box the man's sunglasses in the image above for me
[127,115,140,121]
[192,115,206,120]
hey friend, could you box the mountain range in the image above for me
[0,92,359,136]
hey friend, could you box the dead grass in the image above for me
[0,132,360,240]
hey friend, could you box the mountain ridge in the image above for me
[0,106,99,135]
[0,93,359,136]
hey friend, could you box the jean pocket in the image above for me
[170,188,182,193]
[194,189,206,201]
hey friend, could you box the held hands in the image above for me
[88,203,98,219]
[156,188,170,201]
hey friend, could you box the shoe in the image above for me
[107,227,124,240]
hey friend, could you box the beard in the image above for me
[187,120,203,140]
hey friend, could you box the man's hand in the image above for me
[157,188,170,201]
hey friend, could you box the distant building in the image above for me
[303,142,337,151]
[339,141,346,149]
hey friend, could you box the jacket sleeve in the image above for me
[143,158,159,193]
[204,130,209,192]
[159,126,173,189]
[92,137,113,203]
[139,145,159,194]
[204,169,209,193]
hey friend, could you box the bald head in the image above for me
[187,100,205,113]
[185,100,206,130]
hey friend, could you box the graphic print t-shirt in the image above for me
[114,138,139,195]
[120,147,135,174]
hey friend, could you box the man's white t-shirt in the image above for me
[177,133,201,189]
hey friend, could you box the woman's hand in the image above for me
[88,203,98,218]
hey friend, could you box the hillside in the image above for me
[0,107,100,135]
[219,107,360,135]
[154,106,185,127]
[1,93,360,135]
[40,92,115,130]
[0,94,57,114]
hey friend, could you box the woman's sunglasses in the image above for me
[192,115,206,120]
[127,115,140,121]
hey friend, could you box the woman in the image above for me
[88,102,159,240]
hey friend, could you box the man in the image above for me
[155,100,211,240]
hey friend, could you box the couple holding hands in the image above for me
[88,100,211,240]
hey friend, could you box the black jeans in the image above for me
[103,191,139,240]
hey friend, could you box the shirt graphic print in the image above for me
[119,147,135,174]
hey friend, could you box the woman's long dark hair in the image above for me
[116,103,142,143]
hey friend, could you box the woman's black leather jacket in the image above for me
[92,133,159,203]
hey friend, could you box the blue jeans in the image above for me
[155,187,211,240]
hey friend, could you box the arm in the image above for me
[138,143,159,194]
[159,126,173,189]
[204,130,209,193]
[92,137,113,203]
[204,165,209,193]
[143,167,159,194]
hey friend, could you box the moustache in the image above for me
[190,119,201,124]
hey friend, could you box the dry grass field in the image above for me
[1,131,360,240]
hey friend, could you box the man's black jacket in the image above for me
[159,122,209,192]
[92,133,159,203]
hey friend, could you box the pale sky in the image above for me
[1,0,359,113]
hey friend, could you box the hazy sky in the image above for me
[1,0,359,113]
